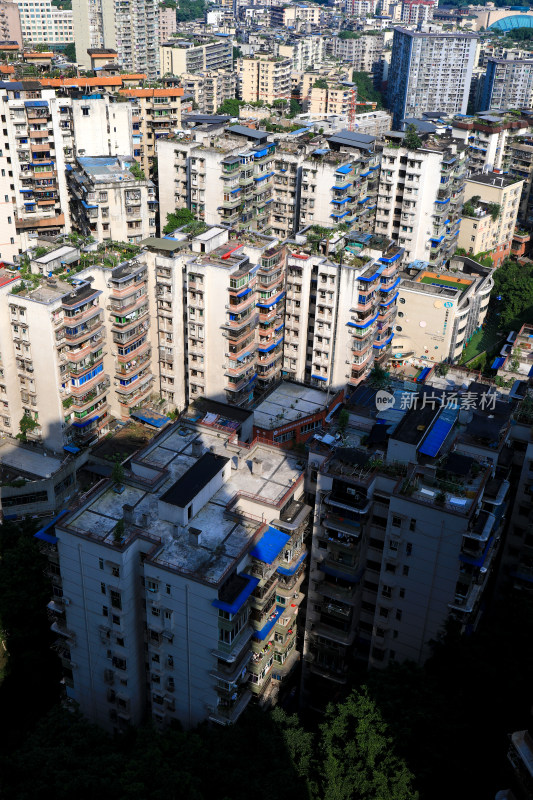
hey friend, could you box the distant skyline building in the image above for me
[387,28,478,128]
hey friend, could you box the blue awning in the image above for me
[435,198,450,205]
[379,249,403,264]
[492,357,505,369]
[256,291,285,309]
[250,526,290,564]
[430,235,444,244]
[359,264,384,283]
[72,415,100,428]
[237,348,255,362]
[373,332,394,349]
[253,605,284,641]
[319,562,362,582]
[63,444,80,453]
[348,312,379,329]
[34,509,69,545]
[358,196,369,204]
[212,573,259,615]
[230,186,241,194]
[332,182,352,190]
[25,99,48,107]
[277,551,307,576]
[417,366,432,382]
[236,286,251,298]
[254,171,274,182]
[459,537,493,568]
[330,210,350,219]
[82,199,98,209]
[380,277,401,294]
[312,374,328,381]
[254,147,270,158]
[336,164,352,175]
[332,197,350,205]
[258,338,282,354]
[380,291,399,307]
[131,409,170,428]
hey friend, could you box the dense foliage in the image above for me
[176,0,206,23]
[491,257,533,329]
[163,207,195,234]
[351,71,385,108]
[217,97,245,117]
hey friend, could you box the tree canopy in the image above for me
[163,207,195,234]
[351,71,385,108]
[217,97,244,117]
[176,0,206,22]
[490,257,533,330]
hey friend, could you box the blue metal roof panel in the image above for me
[250,526,290,564]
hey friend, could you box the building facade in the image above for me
[160,38,233,76]
[387,28,478,128]
[480,59,533,112]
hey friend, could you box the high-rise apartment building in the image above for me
[278,35,325,72]
[118,87,184,177]
[375,132,467,267]
[158,5,176,40]
[67,156,157,244]
[330,33,385,73]
[42,417,310,731]
[387,28,478,128]
[16,0,73,45]
[480,58,533,112]
[308,83,357,131]
[302,381,511,707]
[458,172,523,267]
[0,0,22,46]
[240,54,292,105]
[72,0,159,77]
[160,38,233,76]
[400,0,437,25]
[178,72,236,116]
[284,229,401,390]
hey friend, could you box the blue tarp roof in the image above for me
[63,444,80,453]
[131,408,170,428]
[312,374,328,381]
[277,551,307,576]
[258,338,282,354]
[212,573,259,615]
[34,509,69,545]
[380,277,401,294]
[419,405,458,457]
[380,291,399,307]
[250,526,290,564]
[253,605,284,641]
[348,312,379,329]
[24,99,48,107]
[256,291,285,309]
[417,366,432,382]
[492,356,505,369]
[336,164,352,174]
[373,332,394,349]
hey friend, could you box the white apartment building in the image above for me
[375,133,467,268]
[44,417,310,730]
[302,383,512,707]
[387,28,478,128]
[331,33,385,72]
[0,270,111,450]
[159,5,176,40]
[179,71,236,115]
[284,229,401,390]
[344,0,378,15]
[16,0,73,45]
[67,156,157,244]
[72,0,159,76]
[480,58,533,112]
[160,38,233,76]
[239,54,292,105]
[278,35,325,72]
[400,0,436,25]
[396,258,493,364]
[0,0,22,45]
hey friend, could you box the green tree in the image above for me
[313,78,328,89]
[217,97,244,116]
[16,413,37,442]
[338,408,350,433]
[490,258,533,329]
[111,459,125,485]
[288,99,302,118]
[129,161,146,180]
[163,207,195,234]
[404,123,422,150]
[113,518,125,542]
[176,0,206,22]
[368,363,389,389]
[319,688,419,800]
[351,71,385,108]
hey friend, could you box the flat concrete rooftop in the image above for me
[0,441,63,478]
[64,421,305,585]
[254,383,330,430]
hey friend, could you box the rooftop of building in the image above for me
[76,155,145,184]
[10,274,72,303]
[467,171,521,188]
[0,440,64,482]
[60,420,305,586]
[254,382,333,430]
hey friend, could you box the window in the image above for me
[409,519,416,532]
[112,566,120,578]
[385,563,396,574]
[402,565,409,576]
[392,516,402,528]
[399,588,406,598]
[99,558,104,570]
[112,614,120,625]
[395,609,403,621]
[102,606,108,616]
[112,656,126,670]
[166,584,171,595]
[379,607,389,619]
[116,637,125,647]
[389,539,399,551]
[406,542,413,556]
[382,585,392,598]
[101,582,106,594]
[110,590,122,610]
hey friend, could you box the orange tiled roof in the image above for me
[25,51,54,58]
[0,65,15,74]
[39,73,147,88]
